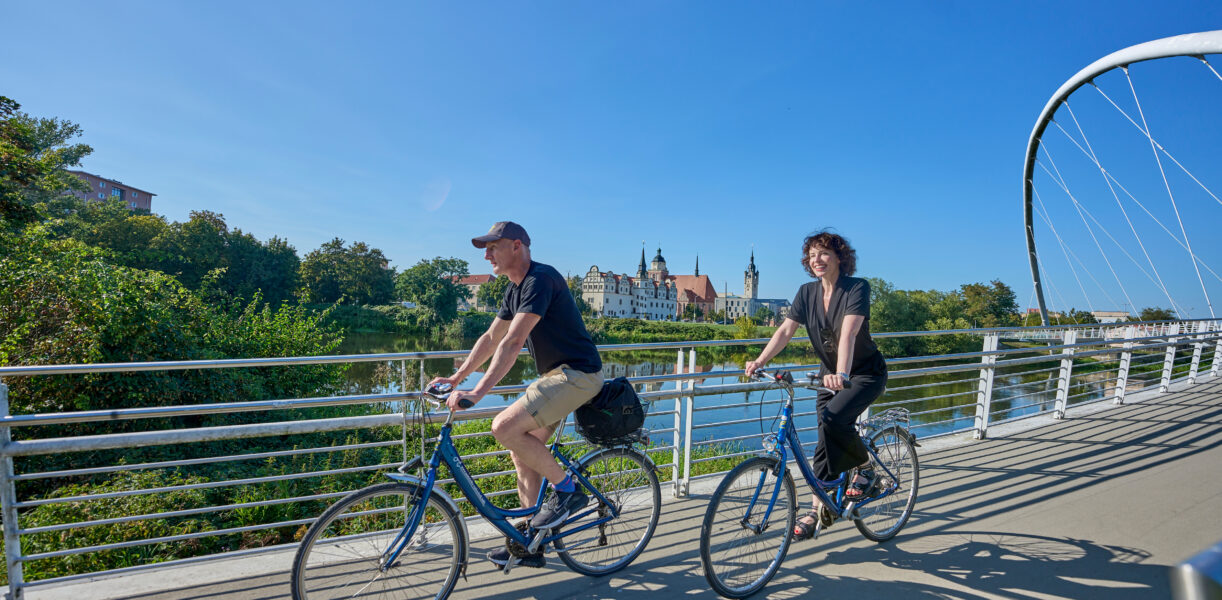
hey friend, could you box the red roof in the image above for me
[452,274,496,286]
[670,275,717,303]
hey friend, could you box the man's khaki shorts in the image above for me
[519,364,604,430]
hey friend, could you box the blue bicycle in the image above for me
[699,370,919,598]
[291,386,661,600]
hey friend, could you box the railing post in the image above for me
[1160,323,1181,393]
[1054,329,1077,419]
[974,333,999,439]
[1115,326,1135,405]
[0,381,25,600]
[680,348,696,497]
[1213,321,1222,377]
[1188,333,1204,385]
[672,349,684,498]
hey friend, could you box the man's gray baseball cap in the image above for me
[471,221,531,248]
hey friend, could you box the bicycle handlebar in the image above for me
[423,383,474,409]
[748,369,852,391]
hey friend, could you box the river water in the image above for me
[337,332,1124,445]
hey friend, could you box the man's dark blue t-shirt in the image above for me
[498,261,602,375]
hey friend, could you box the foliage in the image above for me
[48,204,301,307]
[567,275,591,316]
[752,305,775,325]
[682,303,704,321]
[734,316,758,340]
[1135,307,1174,321]
[0,96,92,226]
[585,318,737,344]
[393,257,470,326]
[477,274,510,311]
[0,225,343,419]
[706,309,727,324]
[299,237,395,305]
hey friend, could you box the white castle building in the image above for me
[582,248,679,320]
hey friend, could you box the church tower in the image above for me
[648,247,669,283]
[744,249,759,299]
[694,254,700,277]
[636,247,648,280]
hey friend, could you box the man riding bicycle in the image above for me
[428,220,604,569]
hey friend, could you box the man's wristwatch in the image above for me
[838,372,850,383]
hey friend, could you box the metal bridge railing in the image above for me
[0,319,1218,599]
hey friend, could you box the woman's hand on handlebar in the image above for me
[822,372,849,391]
[744,359,766,378]
[427,375,461,392]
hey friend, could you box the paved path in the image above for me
[22,378,1222,600]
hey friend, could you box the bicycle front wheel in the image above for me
[699,456,796,599]
[853,426,919,542]
[555,447,661,576]
[291,482,465,600]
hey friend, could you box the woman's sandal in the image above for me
[792,510,821,540]
[845,466,878,500]
[792,505,836,540]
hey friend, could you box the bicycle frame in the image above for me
[381,411,623,570]
[749,378,904,528]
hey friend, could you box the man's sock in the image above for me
[552,474,576,493]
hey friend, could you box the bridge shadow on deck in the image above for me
[80,381,1222,600]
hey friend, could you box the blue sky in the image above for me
[3,1,1220,316]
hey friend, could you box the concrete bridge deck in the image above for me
[25,378,1222,600]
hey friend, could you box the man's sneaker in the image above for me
[529,488,589,529]
[487,545,545,569]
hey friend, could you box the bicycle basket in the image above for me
[574,377,647,446]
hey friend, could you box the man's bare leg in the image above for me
[511,425,556,509]
[491,402,568,494]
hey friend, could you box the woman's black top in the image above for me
[787,275,887,377]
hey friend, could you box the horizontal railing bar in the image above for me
[13,439,401,481]
[22,516,317,562]
[16,462,399,508]
[883,377,979,393]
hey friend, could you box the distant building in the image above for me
[1091,310,1131,324]
[582,248,678,320]
[65,170,156,212]
[451,274,496,311]
[713,250,789,324]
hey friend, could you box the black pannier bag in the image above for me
[574,376,646,446]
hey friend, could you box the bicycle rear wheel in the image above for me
[853,426,919,542]
[699,456,795,599]
[291,482,465,600]
[555,447,661,576]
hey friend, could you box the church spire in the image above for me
[695,254,700,277]
[637,244,647,279]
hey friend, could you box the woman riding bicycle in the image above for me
[744,229,888,540]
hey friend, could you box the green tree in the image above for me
[734,315,758,339]
[1135,307,1175,321]
[567,275,591,316]
[477,275,511,311]
[0,96,93,226]
[682,303,704,322]
[299,238,395,305]
[394,257,470,325]
[752,306,775,326]
[707,309,726,324]
[959,280,1020,327]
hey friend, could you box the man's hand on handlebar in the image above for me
[446,390,480,411]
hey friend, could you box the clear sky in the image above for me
[3,1,1220,315]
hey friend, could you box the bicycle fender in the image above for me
[385,472,471,579]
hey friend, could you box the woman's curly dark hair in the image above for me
[800,229,857,278]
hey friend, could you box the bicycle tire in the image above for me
[853,426,919,542]
[291,482,465,600]
[555,447,661,576]
[699,456,796,599]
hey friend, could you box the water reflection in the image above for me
[337,333,1121,443]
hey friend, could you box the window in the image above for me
[111,187,122,197]
[97,192,105,199]
[131,192,138,198]
[130,202,137,208]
